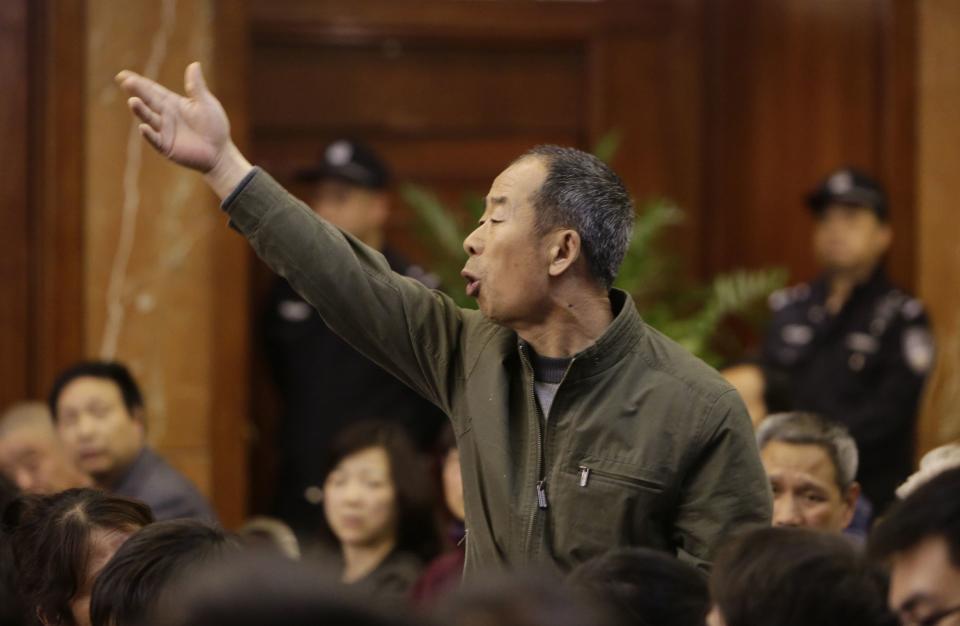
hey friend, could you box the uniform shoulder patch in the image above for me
[901,297,926,321]
[903,326,935,375]
[278,299,313,322]
[769,283,810,311]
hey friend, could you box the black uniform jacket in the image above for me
[762,268,935,512]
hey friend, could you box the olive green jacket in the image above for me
[225,168,771,577]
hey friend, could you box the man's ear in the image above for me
[547,229,581,278]
[131,407,147,440]
[841,481,862,528]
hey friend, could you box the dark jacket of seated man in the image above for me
[113,447,217,522]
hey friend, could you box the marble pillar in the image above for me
[917,0,960,450]
[84,0,248,523]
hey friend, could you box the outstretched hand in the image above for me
[116,62,251,198]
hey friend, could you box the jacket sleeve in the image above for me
[671,390,772,573]
[223,168,469,415]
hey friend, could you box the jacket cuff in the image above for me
[220,167,287,235]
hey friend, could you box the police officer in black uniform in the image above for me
[762,168,935,515]
[263,140,446,536]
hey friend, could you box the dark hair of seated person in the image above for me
[710,527,897,626]
[0,472,26,626]
[47,361,145,419]
[567,547,709,626]
[89,519,241,626]
[869,465,960,565]
[150,552,427,626]
[317,420,441,562]
[2,488,154,626]
[435,568,616,626]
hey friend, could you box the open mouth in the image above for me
[461,270,481,298]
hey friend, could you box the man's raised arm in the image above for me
[116,62,251,199]
[115,63,471,415]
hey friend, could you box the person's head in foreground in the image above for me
[48,362,147,488]
[296,139,392,250]
[567,547,709,626]
[896,442,960,500]
[319,420,439,585]
[4,488,153,626]
[0,401,91,494]
[460,145,634,326]
[89,519,240,626]
[756,411,861,532]
[707,526,895,626]
[807,167,892,280]
[436,568,614,626]
[150,552,424,626]
[870,466,960,626]
[237,516,301,560]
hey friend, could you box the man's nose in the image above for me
[463,226,483,256]
[75,414,97,438]
[773,494,804,527]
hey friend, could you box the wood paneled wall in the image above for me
[916,0,960,451]
[703,0,916,288]
[0,0,85,410]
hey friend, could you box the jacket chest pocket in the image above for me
[550,455,669,570]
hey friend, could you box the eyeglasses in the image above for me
[903,604,960,626]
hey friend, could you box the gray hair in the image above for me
[757,412,859,491]
[521,145,634,289]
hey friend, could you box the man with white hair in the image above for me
[0,401,91,493]
[756,412,861,533]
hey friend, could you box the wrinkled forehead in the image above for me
[761,441,841,486]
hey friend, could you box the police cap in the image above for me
[806,167,888,221]
[296,139,391,190]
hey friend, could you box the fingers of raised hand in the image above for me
[129,97,162,131]
[138,123,166,155]
[183,62,209,99]
[116,71,177,112]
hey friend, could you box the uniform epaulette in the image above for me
[768,283,811,311]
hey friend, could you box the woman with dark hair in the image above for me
[315,420,440,601]
[3,488,154,626]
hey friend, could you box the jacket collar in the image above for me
[517,289,645,382]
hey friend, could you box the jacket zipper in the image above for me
[578,465,663,491]
[520,344,577,554]
[520,344,547,556]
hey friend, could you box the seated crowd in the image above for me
[1,359,958,626]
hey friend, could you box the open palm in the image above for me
[116,62,229,173]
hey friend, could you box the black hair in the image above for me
[90,519,240,626]
[151,552,425,626]
[317,420,441,563]
[869,465,960,566]
[436,568,615,626]
[710,527,896,626]
[3,488,154,626]
[0,473,26,626]
[48,361,145,421]
[567,548,709,626]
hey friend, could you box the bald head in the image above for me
[0,401,91,493]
